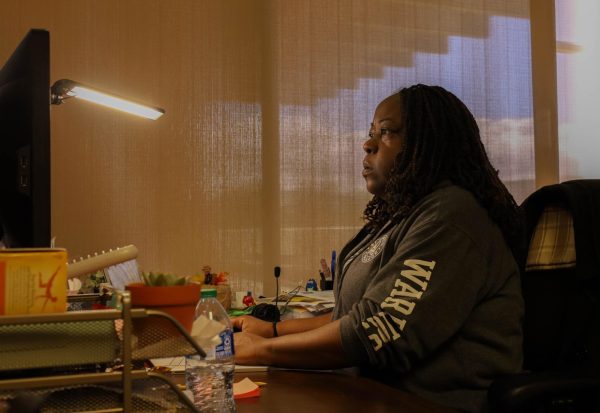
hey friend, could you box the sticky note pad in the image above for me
[233,377,261,399]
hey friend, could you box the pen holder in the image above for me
[320,280,334,291]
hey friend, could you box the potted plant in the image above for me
[126,272,201,332]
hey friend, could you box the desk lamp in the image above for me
[50,79,164,120]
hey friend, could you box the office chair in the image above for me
[488,180,600,413]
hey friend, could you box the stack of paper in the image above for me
[233,377,261,399]
[275,290,335,316]
[149,357,268,373]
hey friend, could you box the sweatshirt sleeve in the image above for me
[339,219,489,372]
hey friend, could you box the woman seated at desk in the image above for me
[233,84,524,413]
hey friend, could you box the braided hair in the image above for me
[363,84,523,257]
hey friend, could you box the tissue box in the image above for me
[0,248,67,315]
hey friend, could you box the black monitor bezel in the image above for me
[0,29,51,247]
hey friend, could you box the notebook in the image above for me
[150,356,268,373]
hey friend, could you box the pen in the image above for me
[330,250,336,281]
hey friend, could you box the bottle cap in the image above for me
[201,288,218,298]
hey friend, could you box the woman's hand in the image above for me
[234,331,269,365]
[231,315,274,338]
[234,319,349,369]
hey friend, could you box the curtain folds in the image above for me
[0,0,536,295]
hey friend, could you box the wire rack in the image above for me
[0,291,204,412]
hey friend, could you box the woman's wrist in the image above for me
[256,335,274,365]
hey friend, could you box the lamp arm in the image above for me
[49,78,164,119]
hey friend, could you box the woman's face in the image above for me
[362,95,405,197]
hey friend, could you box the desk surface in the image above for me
[234,370,457,413]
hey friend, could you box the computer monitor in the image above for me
[0,29,51,247]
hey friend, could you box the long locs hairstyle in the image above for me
[363,84,523,257]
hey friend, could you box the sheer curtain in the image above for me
[0,0,535,295]
[271,0,535,290]
[555,0,600,181]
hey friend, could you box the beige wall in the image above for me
[1,0,550,295]
[1,0,268,293]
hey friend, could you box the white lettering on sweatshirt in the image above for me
[364,259,436,351]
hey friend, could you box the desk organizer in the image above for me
[0,291,204,412]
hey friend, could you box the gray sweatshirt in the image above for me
[333,182,523,413]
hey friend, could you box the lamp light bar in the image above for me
[51,79,165,120]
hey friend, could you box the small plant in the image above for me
[141,272,188,286]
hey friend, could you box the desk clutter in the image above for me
[0,248,68,316]
[0,244,337,411]
[230,290,335,320]
[0,244,240,411]
[0,290,203,412]
[274,290,335,319]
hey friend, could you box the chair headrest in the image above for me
[526,205,575,271]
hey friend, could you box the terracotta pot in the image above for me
[126,283,201,332]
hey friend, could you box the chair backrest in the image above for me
[520,180,600,374]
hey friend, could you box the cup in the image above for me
[234,291,247,309]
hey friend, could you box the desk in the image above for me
[234,370,457,413]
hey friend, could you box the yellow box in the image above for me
[0,248,67,315]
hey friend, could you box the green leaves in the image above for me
[141,272,188,286]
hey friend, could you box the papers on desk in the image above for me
[275,290,335,317]
[150,356,186,372]
[233,364,269,373]
[150,357,268,373]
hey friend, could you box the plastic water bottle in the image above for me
[186,288,236,412]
